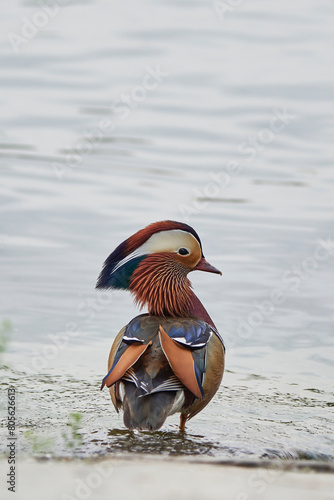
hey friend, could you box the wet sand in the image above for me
[1,455,333,500]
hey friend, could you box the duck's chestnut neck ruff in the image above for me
[130,252,193,317]
[96,220,221,322]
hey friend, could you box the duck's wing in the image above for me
[159,318,218,400]
[102,314,157,390]
[185,332,225,420]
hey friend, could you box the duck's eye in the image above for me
[178,248,190,256]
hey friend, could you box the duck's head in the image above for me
[96,220,221,317]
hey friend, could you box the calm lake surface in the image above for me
[1,0,333,460]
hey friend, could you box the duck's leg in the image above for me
[179,413,187,432]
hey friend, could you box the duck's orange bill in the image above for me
[159,326,203,399]
[194,257,222,275]
[102,342,151,389]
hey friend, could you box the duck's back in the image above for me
[103,314,225,430]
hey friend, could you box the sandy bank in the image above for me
[1,455,333,500]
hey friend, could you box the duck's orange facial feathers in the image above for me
[130,253,193,317]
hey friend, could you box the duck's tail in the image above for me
[121,381,178,430]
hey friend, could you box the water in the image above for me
[0,0,333,461]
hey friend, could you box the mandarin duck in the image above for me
[96,220,225,431]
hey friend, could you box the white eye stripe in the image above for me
[144,230,197,253]
[112,230,199,272]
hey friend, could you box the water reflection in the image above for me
[101,429,220,456]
